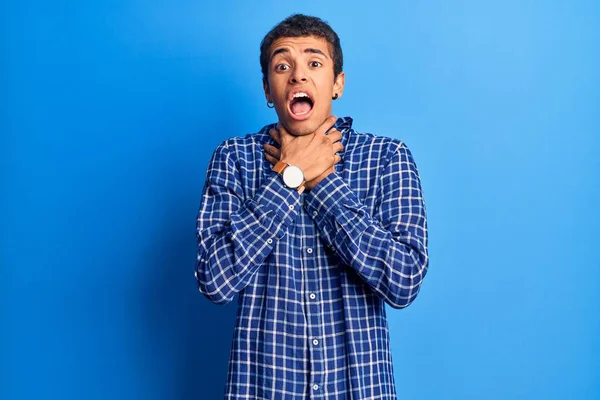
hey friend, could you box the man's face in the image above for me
[263,35,345,136]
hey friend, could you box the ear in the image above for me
[263,78,271,102]
[333,72,345,99]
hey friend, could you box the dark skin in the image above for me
[264,117,343,190]
[262,36,345,191]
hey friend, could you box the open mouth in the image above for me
[288,91,314,120]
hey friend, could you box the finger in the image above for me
[314,116,338,136]
[275,122,297,143]
[275,122,289,135]
[326,129,342,143]
[264,143,281,158]
[264,152,278,166]
[332,142,344,154]
[269,129,281,145]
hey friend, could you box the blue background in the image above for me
[2,1,599,399]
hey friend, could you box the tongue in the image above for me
[291,99,312,115]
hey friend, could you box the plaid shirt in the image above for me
[195,117,429,399]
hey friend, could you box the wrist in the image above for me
[281,159,311,180]
[306,168,334,190]
[273,161,306,194]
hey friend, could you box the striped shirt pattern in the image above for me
[195,117,429,399]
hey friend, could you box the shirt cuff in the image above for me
[247,171,301,237]
[303,172,370,243]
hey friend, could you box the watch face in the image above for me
[282,165,304,188]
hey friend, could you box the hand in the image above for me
[264,116,344,190]
[264,144,339,191]
[270,116,342,182]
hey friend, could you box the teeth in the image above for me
[293,92,309,99]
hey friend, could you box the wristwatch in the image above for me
[272,161,306,194]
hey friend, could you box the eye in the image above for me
[310,61,322,68]
[275,64,290,72]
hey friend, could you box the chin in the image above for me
[282,117,323,136]
[285,125,315,136]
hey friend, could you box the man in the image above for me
[195,14,429,399]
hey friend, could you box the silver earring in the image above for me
[267,101,274,108]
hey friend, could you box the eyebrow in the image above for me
[270,47,329,61]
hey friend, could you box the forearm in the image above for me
[196,168,300,305]
[304,171,429,309]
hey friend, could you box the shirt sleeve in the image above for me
[195,140,301,305]
[303,142,429,309]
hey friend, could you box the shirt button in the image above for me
[267,238,273,244]
[288,204,294,210]
[309,293,316,300]
[312,339,319,346]
[307,248,313,254]
[312,384,319,391]
[312,210,318,217]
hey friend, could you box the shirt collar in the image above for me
[334,116,353,132]
[333,116,353,157]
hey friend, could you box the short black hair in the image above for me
[260,14,343,84]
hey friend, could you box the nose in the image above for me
[289,65,308,84]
